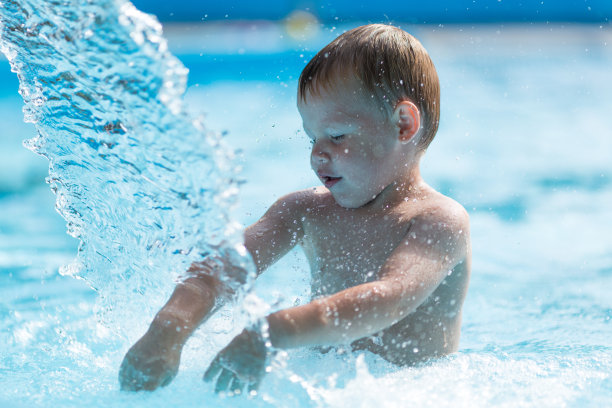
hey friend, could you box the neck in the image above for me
[361,162,426,212]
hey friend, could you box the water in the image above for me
[1,1,611,406]
[0,0,254,332]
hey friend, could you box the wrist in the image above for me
[247,318,279,359]
[266,311,295,349]
[149,312,192,347]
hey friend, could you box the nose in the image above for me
[310,140,330,165]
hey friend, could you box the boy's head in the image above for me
[298,24,440,152]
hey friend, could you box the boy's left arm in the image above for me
[204,210,469,394]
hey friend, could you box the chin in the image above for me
[330,192,370,209]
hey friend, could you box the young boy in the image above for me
[119,24,471,395]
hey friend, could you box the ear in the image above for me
[393,100,421,144]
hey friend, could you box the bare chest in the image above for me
[300,211,411,296]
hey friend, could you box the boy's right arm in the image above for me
[118,192,305,391]
[118,271,221,391]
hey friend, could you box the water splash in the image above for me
[0,0,254,334]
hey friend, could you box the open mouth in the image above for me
[322,176,342,188]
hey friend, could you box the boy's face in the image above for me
[298,77,408,208]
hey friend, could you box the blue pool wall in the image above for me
[130,0,611,23]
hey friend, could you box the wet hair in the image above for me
[298,24,440,151]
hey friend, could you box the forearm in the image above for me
[149,274,220,346]
[119,274,221,391]
[267,280,407,349]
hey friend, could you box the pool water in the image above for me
[1,10,611,408]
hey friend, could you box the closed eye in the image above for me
[331,134,345,142]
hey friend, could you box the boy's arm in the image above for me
[119,193,305,391]
[119,270,222,391]
[267,211,469,347]
[205,209,469,393]
[243,192,306,274]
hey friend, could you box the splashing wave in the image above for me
[0,0,254,332]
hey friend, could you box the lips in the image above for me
[318,172,342,189]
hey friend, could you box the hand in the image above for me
[203,328,274,396]
[119,323,184,391]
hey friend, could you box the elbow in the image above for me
[181,274,223,300]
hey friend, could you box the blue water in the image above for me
[1,2,612,407]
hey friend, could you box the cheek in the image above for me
[353,140,383,162]
[372,143,385,158]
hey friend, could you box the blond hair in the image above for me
[298,24,440,151]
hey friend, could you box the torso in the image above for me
[298,186,471,365]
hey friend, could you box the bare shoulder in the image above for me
[256,187,332,230]
[270,186,334,213]
[406,187,470,255]
[292,186,334,203]
[421,189,469,228]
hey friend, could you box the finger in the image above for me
[229,377,245,395]
[119,364,151,392]
[141,377,162,391]
[129,368,160,392]
[247,376,263,395]
[119,358,141,391]
[122,373,158,392]
[215,369,234,394]
[203,359,222,383]
[159,371,176,388]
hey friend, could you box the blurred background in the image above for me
[131,0,611,23]
[1,0,611,199]
[2,0,611,197]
